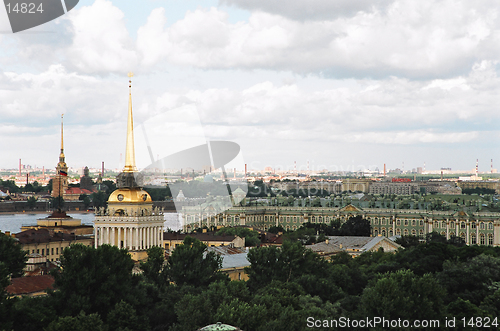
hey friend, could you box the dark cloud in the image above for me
[220,0,395,20]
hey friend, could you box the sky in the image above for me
[0,0,499,173]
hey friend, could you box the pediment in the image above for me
[340,204,363,212]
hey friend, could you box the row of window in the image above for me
[30,247,60,256]
[432,221,494,230]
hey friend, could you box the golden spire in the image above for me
[59,114,65,163]
[123,72,136,173]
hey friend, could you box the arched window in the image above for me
[471,235,476,245]
[488,234,494,246]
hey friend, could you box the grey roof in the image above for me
[207,246,247,255]
[326,236,402,252]
[305,242,342,255]
[220,252,250,269]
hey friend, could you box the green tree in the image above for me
[27,196,37,210]
[339,215,371,236]
[438,254,500,305]
[50,196,64,210]
[140,246,165,287]
[395,235,420,248]
[45,311,106,331]
[91,191,107,208]
[0,232,27,279]
[359,269,446,322]
[51,244,137,318]
[426,231,447,244]
[107,300,143,331]
[79,194,91,209]
[216,227,261,247]
[165,236,226,287]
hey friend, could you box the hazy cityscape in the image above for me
[2,0,500,330]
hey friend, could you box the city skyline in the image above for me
[1,0,499,172]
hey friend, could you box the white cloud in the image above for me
[66,0,138,73]
[134,1,500,79]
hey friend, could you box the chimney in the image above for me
[383,164,386,176]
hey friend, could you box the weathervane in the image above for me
[128,72,134,93]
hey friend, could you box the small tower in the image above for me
[94,73,164,261]
[51,114,69,200]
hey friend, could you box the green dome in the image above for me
[197,322,242,331]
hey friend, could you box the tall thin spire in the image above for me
[59,114,65,163]
[123,72,136,173]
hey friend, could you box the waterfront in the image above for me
[0,212,182,234]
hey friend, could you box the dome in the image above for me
[197,322,242,331]
[108,188,152,203]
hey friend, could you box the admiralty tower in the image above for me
[94,73,164,261]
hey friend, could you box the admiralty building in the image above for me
[181,204,500,246]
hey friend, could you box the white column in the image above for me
[111,227,115,247]
[466,222,470,245]
[94,226,98,248]
[135,227,139,250]
[446,219,449,239]
[477,223,479,244]
[147,227,151,248]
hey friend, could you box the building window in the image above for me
[51,248,54,255]
[412,220,416,226]
[471,235,477,245]
[37,249,39,254]
[396,229,401,235]
[56,248,58,254]
[404,220,408,226]
[488,223,494,230]
[411,229,416,236]
[480,222,485,229]
[488,235,494,246]
[461,222,466,229]
[419,220,423,226]
[450,222,455,228]
[41,249,44,256]
[404,229,409,236]
[471,222,476,229]
[480,234,486,245]
[397,220,401,226]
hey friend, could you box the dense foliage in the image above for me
[3,233,500,330]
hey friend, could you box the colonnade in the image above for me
[94,225,163,250]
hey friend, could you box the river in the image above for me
[0,212,183,234]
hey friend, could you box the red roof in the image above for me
[6,275,54,296]
[65,187,94,195]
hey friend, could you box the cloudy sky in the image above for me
[0,0,499,173]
